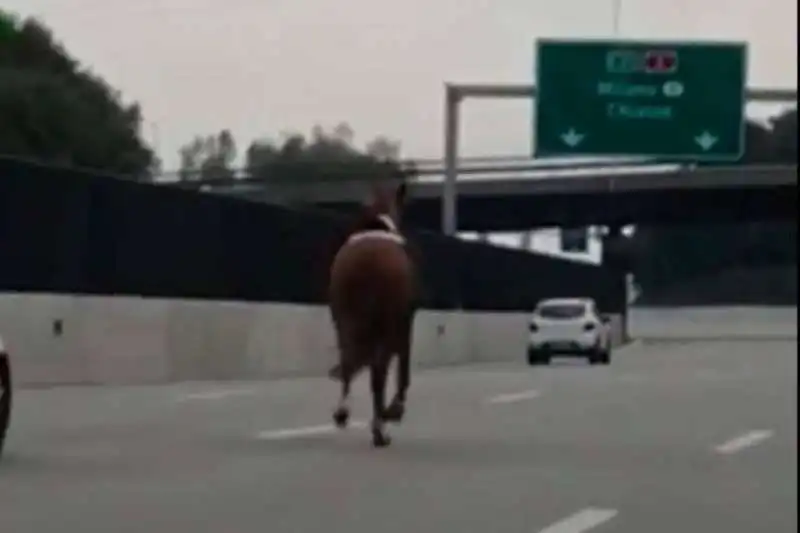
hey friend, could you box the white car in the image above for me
[0,333,10,457]
[527,297,612,365]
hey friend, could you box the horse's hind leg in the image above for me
[383,351,409,423]
[332,375,352,428]
[332,326,359,429]
[369,355,392,448]
[384,314,414,423]
[333,357,369,428]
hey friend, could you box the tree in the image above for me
[177,130,237,181]
[182,123,412,201]
[0,10,16,42]
[245,138,280,172]
[178,137,204,181]
[305,123,359,163]
[177,129,237,181]
[0,9,155,179]
[366,135,402,161]
[204,129,237,178]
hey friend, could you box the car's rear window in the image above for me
[536,303,586,319]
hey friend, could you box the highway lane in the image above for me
[1,338,796,533]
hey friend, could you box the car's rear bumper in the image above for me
[528,332,607,354]
[528,341,600,355]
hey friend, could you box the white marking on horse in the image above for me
[346,214,405,245]
[376,214,398,232]
[347,230,405,245]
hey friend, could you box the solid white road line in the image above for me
[714,430,775,455]
[538,508,619,533]
[177,389,258,402]
[486,389,541,405]
[256,421,368,441]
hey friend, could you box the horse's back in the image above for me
[329,236,415,323]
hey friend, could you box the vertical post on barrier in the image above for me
[603,225,630,341]
[442,85,460,236]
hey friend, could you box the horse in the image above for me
[326,179,418,448]
[0,337,11,458]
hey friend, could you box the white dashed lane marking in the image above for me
[538,508,619,533]
[256,421,368,441]
[486,389,541,405]
[714,430,774,455]
[177,388,258,402]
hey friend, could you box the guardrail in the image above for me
[163,158,685,190]
[168,164,797,204]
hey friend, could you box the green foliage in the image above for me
[178,130,238,182]
[0,10,18,42]
[178,122,414,204]
[0,9,155,178]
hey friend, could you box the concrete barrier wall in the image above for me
[629,306,798,341]
[606,314,627,347]
[0,294,522,387]
[0,294,627,388]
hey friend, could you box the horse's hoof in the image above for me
[371,429,392,448]
[383,401,405,423]
[328,365,343,381]
[332,407,350,428]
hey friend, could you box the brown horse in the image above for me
[0,339,11,458]
[327,180,417,448]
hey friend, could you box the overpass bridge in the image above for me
[172,162,797,232]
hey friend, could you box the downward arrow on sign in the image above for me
[694,131,718,151]
[560,128,585,148]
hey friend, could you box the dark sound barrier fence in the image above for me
[0,158,625,313]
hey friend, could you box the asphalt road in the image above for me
[1,338,796,533]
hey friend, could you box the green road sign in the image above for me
[533,39,748,160]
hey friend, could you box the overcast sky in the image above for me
[7,0,798,172]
